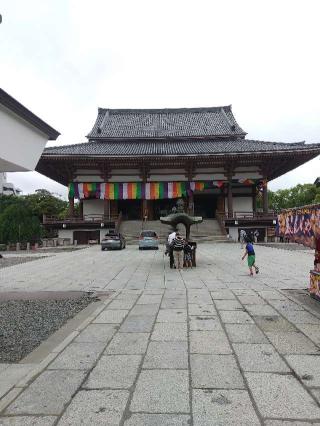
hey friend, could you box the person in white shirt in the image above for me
[168,231,176,244]
[239,229,247,249]
[167,231,176,268]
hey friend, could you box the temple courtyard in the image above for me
[1,243,320,425]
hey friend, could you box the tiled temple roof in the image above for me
[43,139,320,157]
[87,106,246,139]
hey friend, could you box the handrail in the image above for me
[221,211,276,220]
[43,214,119,224]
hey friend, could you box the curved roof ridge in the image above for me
[97,106,233,114]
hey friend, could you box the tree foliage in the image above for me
[262,183,320,211]
[0,199,41,244]
[0,190,68,244]
[25,189,68,220]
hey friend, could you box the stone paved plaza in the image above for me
[1,243,320,425]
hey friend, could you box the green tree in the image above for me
[263,183,320,211]
[0,190,70,244]
[0,194,21,214]
[25,189,68,221]
[0,198,41,244]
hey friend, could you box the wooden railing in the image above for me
[221,211,276,220]
[43,214,119,224]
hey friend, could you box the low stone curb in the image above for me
[0,291,118,413]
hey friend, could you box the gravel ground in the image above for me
[0,293,97,363]
[0,256,45,269]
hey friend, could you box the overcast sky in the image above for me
[1,0,319,198]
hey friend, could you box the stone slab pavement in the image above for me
[1,243,320,425]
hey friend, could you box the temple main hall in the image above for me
[37,106,320,244]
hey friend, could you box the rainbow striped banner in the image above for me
[68,181,227,200]
[68,179,266,200]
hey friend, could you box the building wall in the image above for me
[0,173,5,191]
[228,227,239,241]
[100,229,110,241]
[0,172,22,195]
[58,229,74,243]
[233,197,253,212]
[0,105,48,172]
[75,175,104,182]
[193,173,225,180]
[83,199,104,216]
[225,196,253,213]
[227,226,269,242]
[58,228,105,244]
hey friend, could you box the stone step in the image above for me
[120,219,226,240]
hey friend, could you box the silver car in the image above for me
[139,230,159,250]
[101,232,126,250]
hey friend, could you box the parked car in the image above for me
[101,232,126,250]
[139,230,159,250]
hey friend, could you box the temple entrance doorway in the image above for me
[152,199,184,220]
[118,200,142,220]
[194,194,217,218]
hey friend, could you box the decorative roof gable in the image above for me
[87,106,246,140]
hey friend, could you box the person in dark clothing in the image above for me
[184,241,193,268]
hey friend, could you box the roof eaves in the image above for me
[0,88,60,140]
[41,145,320,159]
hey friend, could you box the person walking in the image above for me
[167,230,176,269]
[184,240,193,269]
[242,238,259,276]
[172,232,185,270]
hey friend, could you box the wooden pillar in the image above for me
[68,196,74,217]
[79,200,84,219]
[252,185,257,213]
[188,191,194,216]
[110,200,118,217]
[217,194,224,215]
[148,200,154,220]
[142,199,148,220]
[227,178,233,218]
[263,180,268,213]
[104,199,110,220]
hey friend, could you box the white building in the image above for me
[0,172,22,195]
[0,88,60,173]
